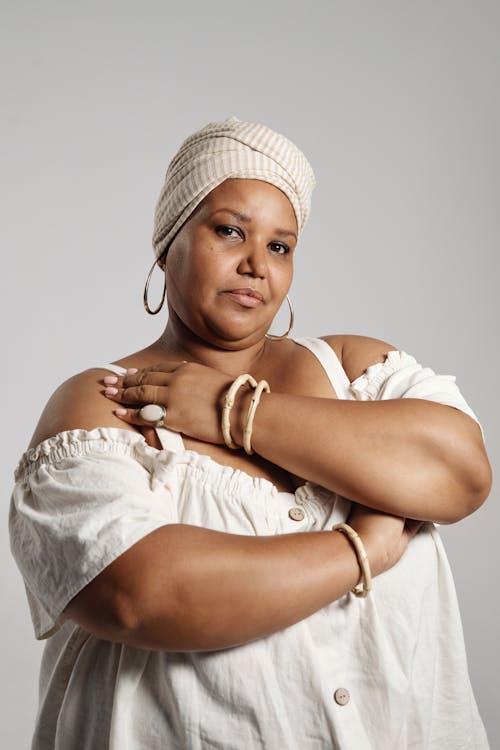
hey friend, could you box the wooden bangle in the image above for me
[332,522,372,597]
[222,374,258,449]
[243,379,271,455]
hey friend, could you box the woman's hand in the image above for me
[346,503,423,577]
[103,362,235,444]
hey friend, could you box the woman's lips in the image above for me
[222,289,264,308]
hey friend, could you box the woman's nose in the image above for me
[237,241,268,278]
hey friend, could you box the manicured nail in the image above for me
[115,408,127,416]
[103,375,118,385]
[104,387,118,396]
[126,368,139,374]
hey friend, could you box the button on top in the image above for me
[334,687,350,706]
[288,506,305,521]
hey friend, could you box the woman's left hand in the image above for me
[103,362,235,444]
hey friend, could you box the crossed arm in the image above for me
[30,335,491,650]
[101,334,491,524]
[236,392,489,524]
[32,334,491,525]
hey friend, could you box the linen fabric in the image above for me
[9,341,488,749]
[151,116,316,259]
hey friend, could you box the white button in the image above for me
[334,687,350,706]
[288,507,305,521]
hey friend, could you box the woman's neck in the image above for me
[152,317,271,377]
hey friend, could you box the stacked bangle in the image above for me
[222,374,258,449]
[222,374,271,453]
[243,379,270,455]
[332,523,372,598]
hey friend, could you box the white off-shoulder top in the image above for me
[9,338,489,749]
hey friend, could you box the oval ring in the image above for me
[139,404,167,427]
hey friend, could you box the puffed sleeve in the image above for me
[9,428,176,640]
[349,350,485,443]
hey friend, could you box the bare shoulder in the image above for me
[28,368,137,449]
[321,334,398,383]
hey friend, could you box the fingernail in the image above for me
[104,387,118,396]
[103,376,118,385]
[126,368,139,374]
[115,408,127,416]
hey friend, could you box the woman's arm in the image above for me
[109,336,491,524]
[238,392,489,524]
[27,370,417,650]
[238,335,491,524]
[65,508,417,652]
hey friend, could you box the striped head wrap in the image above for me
[151,116,316,259]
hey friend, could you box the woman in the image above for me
[10,116,492,749]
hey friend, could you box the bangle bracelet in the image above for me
[243,379,271,455]
[332,523,372,598]
[222,374,257,449]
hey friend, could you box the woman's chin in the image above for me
[203,320,267,348]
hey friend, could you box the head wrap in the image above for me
[151,116,316,259]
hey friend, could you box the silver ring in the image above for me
[139,404,166,427]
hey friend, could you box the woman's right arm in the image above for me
[28,369,418,652]
[65,509,418,652]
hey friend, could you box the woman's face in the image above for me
[163,178,298,346]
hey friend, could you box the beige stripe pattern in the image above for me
[151,116,316,259]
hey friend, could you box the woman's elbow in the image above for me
[465,452,492,515]
[440,452,492,525]
[62,582,136,643]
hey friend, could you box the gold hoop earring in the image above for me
[143,257,166,315]
[265,294,294,340]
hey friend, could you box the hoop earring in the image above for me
[143,257,166,315]
[265,295,294,340]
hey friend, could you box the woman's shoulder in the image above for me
[28,366,136,450]
[320,333,398,383]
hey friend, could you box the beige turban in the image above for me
[151,116,316,259]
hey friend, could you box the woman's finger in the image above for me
[104,384,169,405]
[102,372,173,391]
[127,360,188,377]
[102,361,187,389]
[113,406,170,429]
[122,370,174,388]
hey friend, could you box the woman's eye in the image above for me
[270,242,289,255]
[215,226,288,254]
[216,225,240,238]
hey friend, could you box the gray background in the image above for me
[2,1,499,746]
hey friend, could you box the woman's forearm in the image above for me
[66,523,375,651]
[234,393,491,523]
[104,353,490,522]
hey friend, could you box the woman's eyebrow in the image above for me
[210,208,297,240]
